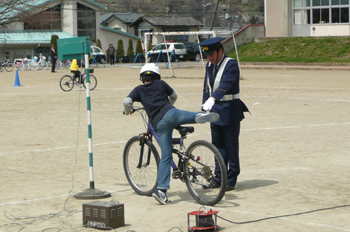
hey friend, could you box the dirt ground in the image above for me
[0,63,349,232]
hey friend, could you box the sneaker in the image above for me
[152,190,171,205]
[195,112,220,124]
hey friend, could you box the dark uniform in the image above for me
[50,45,57,73]
[200,37,249,190]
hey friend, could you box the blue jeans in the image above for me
[156,108,198,190]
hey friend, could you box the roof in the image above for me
[0,30,75,44]
[31,0,106,9]
[130,15,203,27]
[99,25,141,39]
[101,12,142,25]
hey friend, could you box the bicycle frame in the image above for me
[139,119,185,172]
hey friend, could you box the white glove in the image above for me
[202,97,215,111]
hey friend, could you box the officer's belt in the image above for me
[219,94,239,101]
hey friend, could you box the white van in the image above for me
[90,46,106,63]
[147,43,186,62]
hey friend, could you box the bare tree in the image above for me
[0,0,64,29]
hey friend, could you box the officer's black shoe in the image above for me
[226,185,235,191]
[202,182,221,189]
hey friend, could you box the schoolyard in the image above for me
[0,63,349,232]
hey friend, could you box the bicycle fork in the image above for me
[137,133,152,169]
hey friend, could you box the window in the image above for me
[321,0,330,5]
[313,0,321,6]
[24,5,61,30]
[294,9,311,24]
[294,0,349,24]
[77,3,96,42]
[294,0,311,6]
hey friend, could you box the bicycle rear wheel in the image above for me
[38,61,48,70]
[59,75,74,92]
[183,140,227,206]
[5,63,13,72]
[123,136,160,196]
[83,74,97,90]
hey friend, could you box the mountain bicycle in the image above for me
[59,69,97,92]
[123,107,227,206]
[0,58,13,72]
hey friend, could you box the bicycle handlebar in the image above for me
[123,106,144,115]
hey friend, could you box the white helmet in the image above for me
[140,63,161,83]
[140,63,161,76]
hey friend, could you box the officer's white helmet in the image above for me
[140,63,161,83]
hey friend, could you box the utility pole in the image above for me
[209,0,220,33]
[228,0,231,31]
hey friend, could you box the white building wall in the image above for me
[311,25,350,37]
[62,0,77,36]
[265,0,293,37]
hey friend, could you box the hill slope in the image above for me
[228,36,350,63]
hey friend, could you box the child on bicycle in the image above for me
[123,63,220,205]
[70,59,83,86]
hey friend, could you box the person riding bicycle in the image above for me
[70,59,82,85]
[123,63,220,205]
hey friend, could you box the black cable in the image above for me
[0,88,89,232]
[217,204,350,225]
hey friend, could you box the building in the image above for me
[100,12,142,35]
[265,0,350,37]
[0,0,141,61]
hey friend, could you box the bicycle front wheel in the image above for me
[183,140,227,206]
[30,63,39,71]
[5,63,13,72]
[83,74,97,90]
[59,75,74,92]
[123,136,160,196]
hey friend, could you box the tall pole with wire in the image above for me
[74,37,111,200]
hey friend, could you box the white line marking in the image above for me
[1,122,349,156]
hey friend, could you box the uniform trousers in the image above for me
[211,122,241,187]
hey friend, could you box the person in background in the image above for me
[108,44,116,65]
[199,37,249,192]
[50,45,57,73]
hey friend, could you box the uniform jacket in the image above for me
[202,55,249,126]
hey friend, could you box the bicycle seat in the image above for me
[175,126,194,137]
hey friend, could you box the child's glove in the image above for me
[202,97,215,111]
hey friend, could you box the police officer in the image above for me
[200,37,249,191]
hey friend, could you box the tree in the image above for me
[51,35,59,54]
[127,39,134,57]
[116,39,124,58]
[1,1,64,29]
[96,39,102,50]
[135,39,143,54]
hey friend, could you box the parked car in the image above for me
[183,42,206,61]
[147,43,186,62]
[89,46,106,64]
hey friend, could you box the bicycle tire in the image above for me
[82,74,97,90]
[38,61,48,70]
[30,62,39,71]
[183,140,227,206]
[21,64,28,71]
[123,136,160,196]
[59,75,74,92]
[57,61,65,70]
[5,63,13,72]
